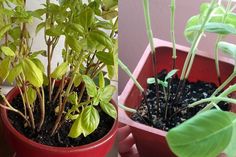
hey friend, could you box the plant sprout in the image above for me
[170,0,177,69]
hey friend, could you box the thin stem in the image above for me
[170,0,177,69]
[214,0,232,85]
[37,87,45,131]
[189,97,236,108]
[118,103,137,113]
[142,0,160,111]
[118,59,144,92]
[181,0,217,80]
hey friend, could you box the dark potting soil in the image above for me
[131,69,229,131]
[7,87,114,147]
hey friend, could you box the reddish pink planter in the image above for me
[1,87,118,157]
[119,39,236,157]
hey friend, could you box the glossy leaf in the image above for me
[21,58,43,88]
[89,30,113,51]
[100,85,116,102]
[68,114,83,138]
[36,22,45,34]
[51,62,68,79]
[31,58,45,73]
[165,69,178,81]
[167,110,236,157]
[0,24,11,39]
[26,87,37,105]
[218,41,236,58]
[186,22,236,35]
[94,21,113,29]
[82,75,97,97]
[66,36,81,52]
[0,57,11,81]
[7,63,22,84]
[1,46,15,57]
[102,10,118,20]
[78,7,95,30]
[98,72,105,88]
[96,51,114,65]
[100,102,117,119]
[81,106,100,137]
[68,92,78,105]
[74,73,82,87]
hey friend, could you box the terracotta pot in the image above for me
[119,38,236,157]
[0,87,118,157]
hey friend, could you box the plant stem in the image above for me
[142,0,160,112]
[51,51,84,135]
[37,87,45,131]
[214,0,232,85]
[189,96,236,108]
[170,0,176,69]
[118,103,137,113]
[118,59,144,92]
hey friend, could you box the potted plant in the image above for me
[0,0,118,157]
[119,0,236,156]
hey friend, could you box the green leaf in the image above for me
[218,41,236,59]
[21,58,43,88]
[7,63,22,84]
[102,10,118,20]
[68,23,84,35]
[81,106,100,137]
[31,58,45,73]
[165,69,178,81]
[166,110,236,157]
[68,114,83,138]
[89,30,113,51]
[36,22,45,34]
[224,112,236,157]
[100,85,115,102]
[82,75,97,97]
[46,25,64,36]
[96,51,114,65]
[102,0,118,11]
[78,7,95,30]
[68,92,78,105]
[30,50,47,58]
[9,26,21,40]
[0,57,11,82]
[1,46,15,57]
[147,77,168,87]
[186,22,236,35]
[74,73,82,87]
[98,72,105,88]
[107,65,114,79]
[100,102,117,119]
[51,62,68,79]
[0,24,11,39]
[94,21,113,30]
[26,87,37,105]
[66,36,81,52]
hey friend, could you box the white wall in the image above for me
[118,0,236,93]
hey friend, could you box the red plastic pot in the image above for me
[119,38,236,157]
[0,87,118,157]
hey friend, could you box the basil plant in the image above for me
[0,0,118,138]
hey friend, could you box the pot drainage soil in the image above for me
[131,69,229,131]
[7,87,114,147]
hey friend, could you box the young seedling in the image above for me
[170,0,177,69]
[147,69,178,119]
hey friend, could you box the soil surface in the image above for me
[131,69,229,131]
[8,87,114,147]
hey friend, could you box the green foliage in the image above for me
[51,62,69,79]
[218,41,236,58]
[167,110,236,157]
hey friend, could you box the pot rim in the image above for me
[118,38,235,136]
[0,86,118,153]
